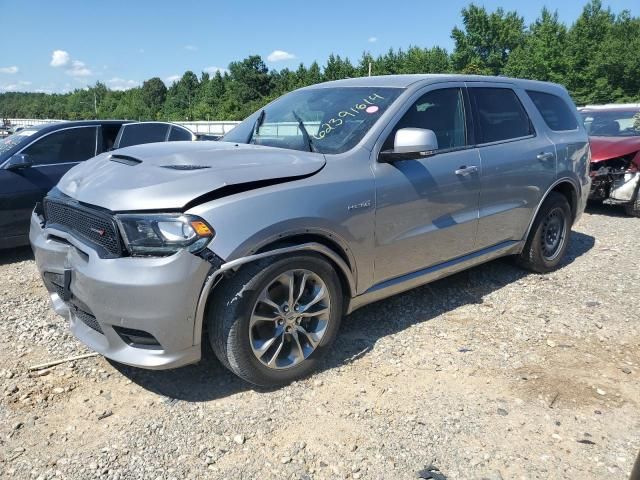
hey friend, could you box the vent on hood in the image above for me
[110,154,142,166]
[161,164,211,170]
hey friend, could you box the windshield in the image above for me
[0,129,39,157]
[223,87,404,154]
[580,110,640,137]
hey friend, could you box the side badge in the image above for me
[348,200,372,211]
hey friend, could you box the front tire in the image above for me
[517,192,572,273]
[207,253,343,387]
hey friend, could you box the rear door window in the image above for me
[470,87,533,144]
[526,90,578,131]
[115,123,170,148]
[22,127,97,165]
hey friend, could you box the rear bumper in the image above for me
[30,213,212,369]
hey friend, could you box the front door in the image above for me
[372,85,481,284]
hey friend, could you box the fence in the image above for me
[3,119,240,135]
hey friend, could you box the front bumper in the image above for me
[30,212,212,369]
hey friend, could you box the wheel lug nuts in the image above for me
[283,305,289,313]
[294,305,300,312]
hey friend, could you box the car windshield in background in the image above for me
[223,87,404,154]
[580,110,640,136]
[0,129,39,156]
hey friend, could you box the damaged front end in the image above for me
[589,152,640,204]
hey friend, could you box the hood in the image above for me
[589,136,640,163]
[58,141,325,211]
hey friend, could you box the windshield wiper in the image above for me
[292,111,317,153]
[246,109,265,144]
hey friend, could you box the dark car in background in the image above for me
[0,120,195,248]
[579,105,640,216]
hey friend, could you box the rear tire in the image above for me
[517,192,572,273]
[207,253,343,387]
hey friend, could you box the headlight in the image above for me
[116,214,214,256]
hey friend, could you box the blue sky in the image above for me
[1,0,639,93]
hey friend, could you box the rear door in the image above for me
[0,126,98,241]
[468,83,556,250]
[372,83,481,283]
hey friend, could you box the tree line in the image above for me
[1,0,639,122]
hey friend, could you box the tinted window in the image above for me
[527,90,578,131]
[168,126,193,141]
[23,127,96,165]
[383,88,467,151]
[470,88,533,143]
[117,123,169,148]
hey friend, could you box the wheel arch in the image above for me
[193,233,357,347]
[523,177,579,243]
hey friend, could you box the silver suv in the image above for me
[30,75,590,386]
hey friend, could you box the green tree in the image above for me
[451,4,525,74]
[140,77,167,119]
[504,8,569,84]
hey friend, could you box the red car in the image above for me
[579,105,640,216]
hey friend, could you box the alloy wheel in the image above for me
[249,269,331,369]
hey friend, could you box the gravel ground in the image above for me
[1,204,639,480]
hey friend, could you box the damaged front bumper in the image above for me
[30,212,212,369]
[607,171,640,203]
[589,155,640,204]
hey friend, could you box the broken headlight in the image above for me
[116,214,214,256]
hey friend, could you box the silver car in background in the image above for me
[30,75,590,386]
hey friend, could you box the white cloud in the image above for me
[67,60,92,77]
[267,50,296,62]
[164,74,181,84]
[368,36,378,43]
[50,50,71,67]
[204,66,228,75]
[0,81,31,92]
[106,77,140,91]
[0,66,19,74]
[50,50,92,77]
[184,45,198,51]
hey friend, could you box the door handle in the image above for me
[537,152,555,162]
[455,165,478,176]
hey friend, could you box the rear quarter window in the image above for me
[526,90,578,131]
[470,88,533,144]
[168,126,193,141]
[116,123,169,148]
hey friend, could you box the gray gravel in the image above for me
[1,203,639,480]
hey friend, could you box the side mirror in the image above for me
[394,128,438,153]
[5,153,33,170]
[378,128,439,162]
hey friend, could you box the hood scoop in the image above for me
[161,164,211,170]
[110,154,142,166]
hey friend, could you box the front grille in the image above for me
[43,196,123,258]
[74,308,103,334]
